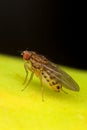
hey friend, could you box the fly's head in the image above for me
[21,50,32,61]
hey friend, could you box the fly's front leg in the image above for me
[22,72,34,91]
[23,62,33,84]
[23,62,29,84]
[22,62,34,91]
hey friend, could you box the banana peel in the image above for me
[0,54,87,130]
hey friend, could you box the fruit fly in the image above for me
[21,50,80,101]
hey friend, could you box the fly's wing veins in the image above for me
[42,62,80,91]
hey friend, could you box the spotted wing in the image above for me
[42,61,80,91]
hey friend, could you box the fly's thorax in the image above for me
[30,53,48,71]
[30,52,48,64]
[30,58,42,69]
[42,71,62,92]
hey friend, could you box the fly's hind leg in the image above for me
[61,88,68,94]
[56,82,68,94]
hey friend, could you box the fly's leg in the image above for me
[61,88,68,94]
[57,83,68,94]
[22,72,34,91]
[36,70,44,101]
[22,62,34,91]
[39,76,44,101]
[23,62,33,84]
[23,62,29,84]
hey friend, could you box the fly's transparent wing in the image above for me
[42,62,80,91]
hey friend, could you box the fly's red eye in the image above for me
[23,51,31,60]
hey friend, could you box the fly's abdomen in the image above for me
[42,71,62,92]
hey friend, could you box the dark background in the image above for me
[0,0,86,69]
